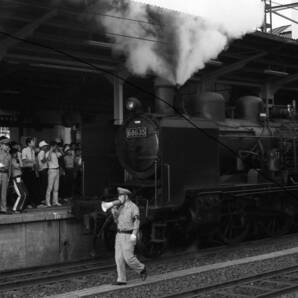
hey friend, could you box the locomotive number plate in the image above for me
[126,127,147,138]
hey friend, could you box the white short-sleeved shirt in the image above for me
[21,147,36,167]
[64,155,74,169]
[37,150,48,171]
[115,200,140,231]
[46,151,61,169]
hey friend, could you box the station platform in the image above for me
[0,206,94,272]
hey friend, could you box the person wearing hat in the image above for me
[45,141,62,207]
[110,187,147,285]
[21,137,39,208]
[0,136,11,214]
[11,148,28,212]
[37,140,49,204]
[62,145,75,200]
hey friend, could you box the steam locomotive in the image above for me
[81,81,298,257]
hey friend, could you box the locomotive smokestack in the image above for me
[154,78,176,115]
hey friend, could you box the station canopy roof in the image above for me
[0,0,298,111]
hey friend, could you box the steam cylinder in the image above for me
[189,92,225,121]
[236,96,264,122]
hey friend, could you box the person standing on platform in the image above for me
[74,147,82,195]
[0,137,11,214]
[11,148,28,212]
[63,145,74,200]
[37,140,49,205]
[22,137,38,208]
[10,141,23,168]
[45,141,62,207]
[110,187,147,285]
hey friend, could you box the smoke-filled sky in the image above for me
[93,0,264,85]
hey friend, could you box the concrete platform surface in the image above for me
[47,246,298,298]
[0,205,93,272]
[0,206,73,224]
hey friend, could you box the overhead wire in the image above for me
[271,1,298,11]
[3,0,156,26]
[1,0,165,44]
[269,1,298,25]
[0,15,298,200]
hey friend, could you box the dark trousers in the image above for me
[22,168,39,206]
[74,169,82,195]
[12,177,28,211]
[39,169,48,202]
[63,168,74,198]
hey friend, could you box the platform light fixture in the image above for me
[207,60,223,67]
[264,69,289,77]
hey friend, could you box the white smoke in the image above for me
[94,0,264,85]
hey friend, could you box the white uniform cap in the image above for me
[117,187,131,195]
[39,140,49,148]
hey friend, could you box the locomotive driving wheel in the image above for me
[138,221,166,258]
[103,220,117,252]
[218,197,250,244]
[260,212,292,237]
[166,208,197,249]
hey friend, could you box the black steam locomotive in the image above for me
[111,83,298,256]
[75,81,298,257]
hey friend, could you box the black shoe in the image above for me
[112,282,127,286]
[140,267,147,281]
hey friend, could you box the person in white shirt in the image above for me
[45,141,62,207]
[37,140,49,204]
[21,137,38,207]
[63,145,75,199]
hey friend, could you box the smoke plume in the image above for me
[93,0,264,85]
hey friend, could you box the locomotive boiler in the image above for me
[111,80,298,256]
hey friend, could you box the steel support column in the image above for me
[113,77,124,126]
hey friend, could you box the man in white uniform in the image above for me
[111,187,147,285]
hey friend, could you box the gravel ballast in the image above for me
[3,234,298,298]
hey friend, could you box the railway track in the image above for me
[0,258,114,291]
[1,234,298,294]
[164,265,298,298]
[0,245,224,291]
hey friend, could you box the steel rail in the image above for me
[1,234,298,292]
[0,246,223,291]
[163,264,298,298]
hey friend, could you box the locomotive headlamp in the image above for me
[126,97,143,113]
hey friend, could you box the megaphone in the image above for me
[101,201,114,213]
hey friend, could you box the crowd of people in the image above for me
[0,136,82,214]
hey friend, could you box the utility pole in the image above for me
[263,0,273,33]
[263,0,298,33]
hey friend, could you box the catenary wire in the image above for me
[272,1,298,12]
[0,30,297,201]
[1,0,165,44]
[3,0,157,26]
